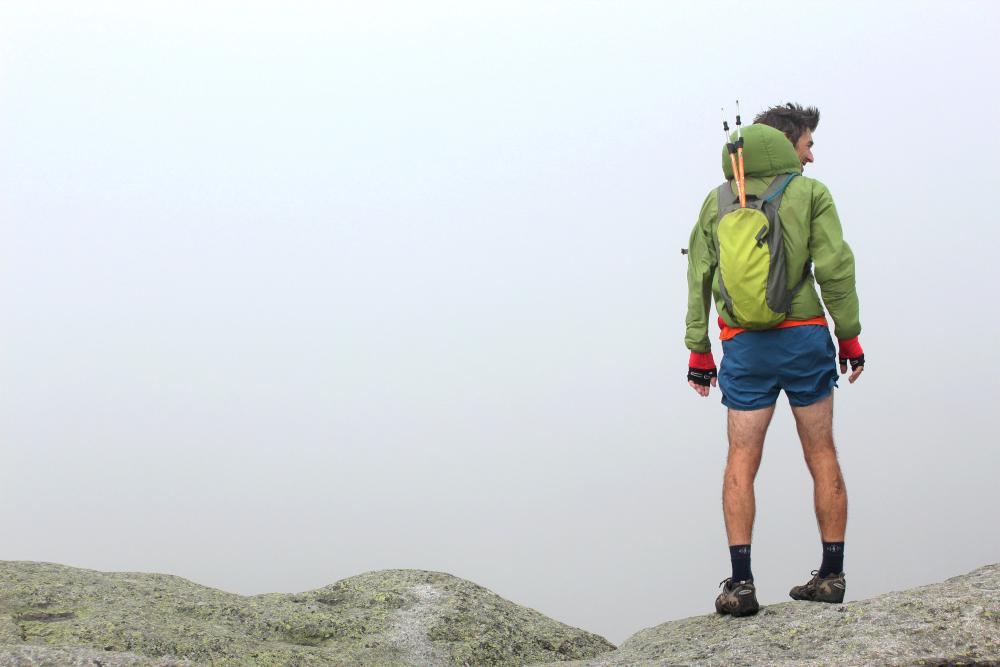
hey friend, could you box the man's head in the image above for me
[753,103,819,168]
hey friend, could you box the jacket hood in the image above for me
[721,123,801,179]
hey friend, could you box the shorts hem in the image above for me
[721,395,779,411]
[786,381,838,408]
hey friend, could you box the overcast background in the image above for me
[2,0,999,647]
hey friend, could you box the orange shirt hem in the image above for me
[718,315,829,342]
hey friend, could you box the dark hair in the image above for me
[753,103,820,146]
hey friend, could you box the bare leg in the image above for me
[791,394,847,541]
[723,405,776,545]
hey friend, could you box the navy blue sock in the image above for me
[729,544,752,583]
[819,541,844,577]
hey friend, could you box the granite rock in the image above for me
[528,563,1000,667]
[3,560,997,666]
[0,562,614,666]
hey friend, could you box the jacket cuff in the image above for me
[689,351,717,369]
[837,336,863,359]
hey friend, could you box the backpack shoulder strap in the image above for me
[716,181,741,220]
[761,172,799,207]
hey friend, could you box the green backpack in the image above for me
[714,173,806,329]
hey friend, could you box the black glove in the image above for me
[687,367,718,386]
[840,354,865,371]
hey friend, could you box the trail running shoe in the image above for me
[715,578,759,617]
[789,570,846,603]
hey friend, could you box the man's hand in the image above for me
[687,351,718,397]
[839,354,865,384]
[688,374,718,397]
[837,337,865,384]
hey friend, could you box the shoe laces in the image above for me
[719,577,752,590]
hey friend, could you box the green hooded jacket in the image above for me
[685,124,861,353]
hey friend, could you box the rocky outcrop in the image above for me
[0,562,614,666]
[2,561,997,666]
[529,563,1000,667]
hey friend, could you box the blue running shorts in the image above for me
[718,325,838,411]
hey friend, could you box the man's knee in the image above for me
[724,444,763,485]
[802,442,846,487]
[830,473,847,494]
[723,468,755,493]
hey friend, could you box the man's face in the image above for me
[795,128,814,168]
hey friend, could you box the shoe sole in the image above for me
[789,592,845,603]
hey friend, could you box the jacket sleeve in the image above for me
[684,193,717,353]
[809,181,861,340]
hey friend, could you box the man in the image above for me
[758,102,815,168]
[684,103,865,617]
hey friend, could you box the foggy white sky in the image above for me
[2,0,999,646]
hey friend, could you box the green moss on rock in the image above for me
[527,563,1000,667]
[0,562,614,666]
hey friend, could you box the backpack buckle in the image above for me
[755,225,768,247]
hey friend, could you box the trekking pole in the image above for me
[721,108,744,206]
[735,99,747,208]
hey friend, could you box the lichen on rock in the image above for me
[528,563,1000,667]
[0,561,614,666]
